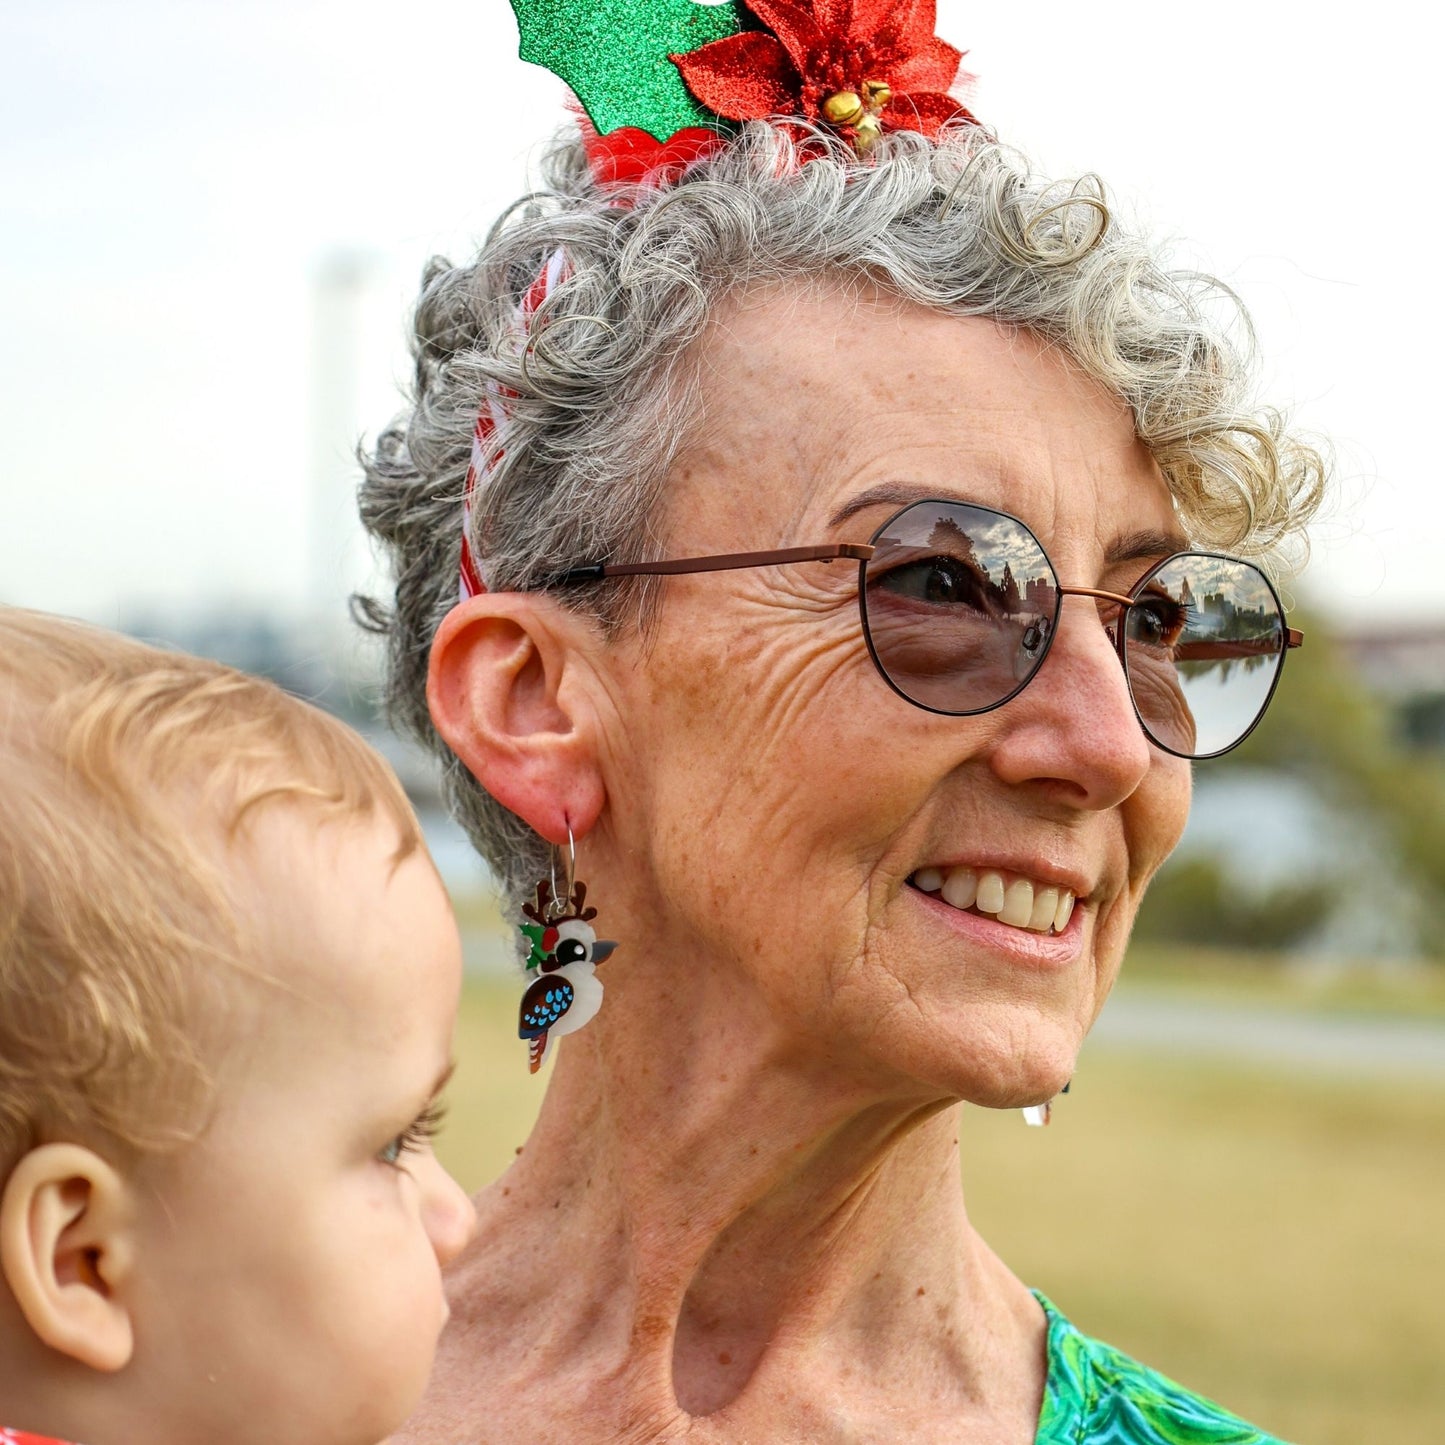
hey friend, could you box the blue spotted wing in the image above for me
[520,975,576,1039]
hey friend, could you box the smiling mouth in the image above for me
[909,866,1077,935]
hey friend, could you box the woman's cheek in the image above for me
[1125,755,1192,882]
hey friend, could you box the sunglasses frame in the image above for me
[1115,549,1299,759]
[553,499,1303,761]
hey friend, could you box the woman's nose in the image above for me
[419,1154,478,1266]
[986,596,1153,808]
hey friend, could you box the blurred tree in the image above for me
[1138,608,1445,961]
[1133,855,1334,951]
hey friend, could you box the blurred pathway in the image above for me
[1093,990,1445,1080]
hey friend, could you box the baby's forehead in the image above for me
[220,806,450,1022]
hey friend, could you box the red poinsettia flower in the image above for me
[671,0,973,150]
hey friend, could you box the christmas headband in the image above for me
[457,0,978,598]
[517,0,975,175]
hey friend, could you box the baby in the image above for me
[0,608,475,1445]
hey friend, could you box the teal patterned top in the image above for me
[1034,1294,1291,1444]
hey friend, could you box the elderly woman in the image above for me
[359,6,1321,1438]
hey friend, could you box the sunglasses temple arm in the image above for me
[554,543,875,585]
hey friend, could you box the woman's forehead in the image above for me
[677,287,1178,554]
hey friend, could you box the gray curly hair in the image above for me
[358,120,1326,907]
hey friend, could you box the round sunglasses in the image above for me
[555,498,1302,760]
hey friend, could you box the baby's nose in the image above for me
[423,1157,478,1265]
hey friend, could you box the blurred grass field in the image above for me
[437,968,1445,1445]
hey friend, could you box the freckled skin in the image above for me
[601,290,1190,1106]
[409,286,1193,1444]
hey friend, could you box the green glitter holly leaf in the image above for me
[510,0,744,140]
[519,920,548,971]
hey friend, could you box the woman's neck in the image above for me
[417,958,1047,1443]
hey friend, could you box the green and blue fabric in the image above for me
[1035,1293,1291,1444]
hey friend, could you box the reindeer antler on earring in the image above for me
[569,881,598,922]
[520,877,597,927]
[521,879,554,924]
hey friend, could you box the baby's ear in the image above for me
[0,1143,137,1371]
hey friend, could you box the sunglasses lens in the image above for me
[1123,554,1286,758]
[861,503,1058,714]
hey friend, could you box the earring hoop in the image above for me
[548,822,577,923]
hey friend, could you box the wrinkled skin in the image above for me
[414,287,1193,1444]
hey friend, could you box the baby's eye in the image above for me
[378,1099,447,1168]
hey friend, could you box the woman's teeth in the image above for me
[910,866,1076,935]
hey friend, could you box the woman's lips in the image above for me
[911,864,1077,934]
[907,875,1087,966]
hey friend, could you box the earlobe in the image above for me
[427,594,605,844]
[0,1144,137,1372]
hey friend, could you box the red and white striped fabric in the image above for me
[458,247,571,600]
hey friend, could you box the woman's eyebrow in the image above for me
[828,482,944,528]
[1105,528,1189,564]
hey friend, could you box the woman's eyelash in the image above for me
[380,1099,448,1166]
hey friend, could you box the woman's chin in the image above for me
[946,1063,1077,1113]
[966,1066,1076,1112]
[873,1007,1084,1110]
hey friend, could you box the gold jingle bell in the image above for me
[822,79,892,154]
[822,90,865,126]
[853,113,883,151]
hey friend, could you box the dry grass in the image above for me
[962,1052,1445,1444]
[1123,942,1445,1019]
[436,974,1445,1445]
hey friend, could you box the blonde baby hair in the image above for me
[0,606,422,1172]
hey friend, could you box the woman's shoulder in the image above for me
[1032,1293,1294,1445]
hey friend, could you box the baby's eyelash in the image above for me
[379,1099,448,1167]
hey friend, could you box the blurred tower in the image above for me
[307,247,387,713]
[308,247,381,627]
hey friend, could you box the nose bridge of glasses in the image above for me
[1054,583,1134,656]
[1057,583,1136,609]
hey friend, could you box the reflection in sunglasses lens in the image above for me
[860,503,1286,759]
[862,503,1058,715]
[1124,554,1285,758]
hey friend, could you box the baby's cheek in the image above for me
[354,1252,448,1432]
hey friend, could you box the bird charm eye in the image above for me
[553,937,588,966]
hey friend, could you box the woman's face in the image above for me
[599,287,1192,1107]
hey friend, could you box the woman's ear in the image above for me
[0,1143,137,1371]
[428,593,606,844]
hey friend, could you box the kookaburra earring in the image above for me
[517,825,618,1074]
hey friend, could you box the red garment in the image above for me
[2,1429,81,1445]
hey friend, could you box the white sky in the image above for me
[1,0,1439,630]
